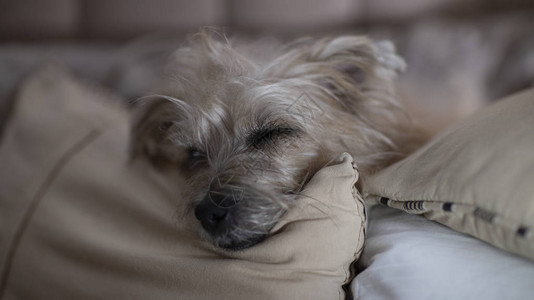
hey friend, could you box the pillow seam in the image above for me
[368,195,532,242]
[0,128,102,296]
[341,162,366,300]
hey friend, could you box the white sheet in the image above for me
[352,206,534,300]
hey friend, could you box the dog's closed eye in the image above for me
[188,146,207,168]
[247,126,298,149]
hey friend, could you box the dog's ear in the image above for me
[371,40,407,77]
[280,36,405,80]
[266,36,405,110]
[129,97,186,164]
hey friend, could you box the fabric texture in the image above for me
[364,88,534,261]
[353,206,534,300]
[0,66,365,299]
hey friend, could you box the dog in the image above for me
[130,30,427,250]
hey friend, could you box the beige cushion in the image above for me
[364,88,534,261]
[0,66,365,299]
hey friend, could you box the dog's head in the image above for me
[131,31,409,250]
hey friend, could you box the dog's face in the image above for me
[131,32,415,250]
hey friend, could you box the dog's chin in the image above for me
[212,233,268,251]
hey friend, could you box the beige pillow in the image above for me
[0,66,365,299]
[364,88,534,261]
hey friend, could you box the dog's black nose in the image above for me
[194,193,234,234]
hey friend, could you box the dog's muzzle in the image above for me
[193,185,271,250]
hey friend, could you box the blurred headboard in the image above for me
[1,0,532,40]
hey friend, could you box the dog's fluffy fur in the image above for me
[131,30,427,250]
